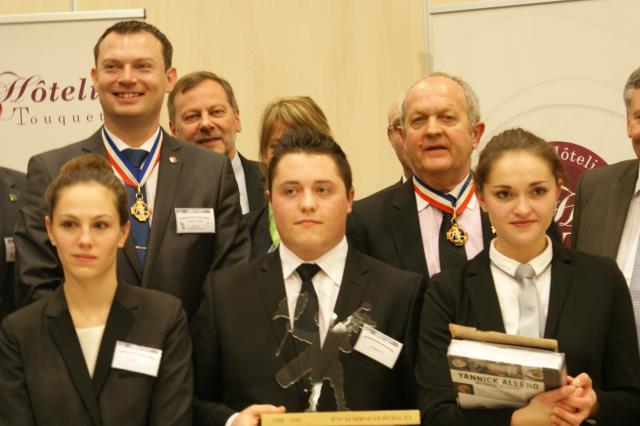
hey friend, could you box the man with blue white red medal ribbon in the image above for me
[348,73,488,279]
[348,72,560,280]
[13,21,250,319]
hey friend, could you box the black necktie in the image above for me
[122,148,150,267]
[294,263,321,334]
[438,211,467,271]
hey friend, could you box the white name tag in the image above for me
[175,208,215,234]
[354,325,403,369]
[111,341,162,377]
[4,237,15,262]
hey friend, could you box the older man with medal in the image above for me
[348,72,559,280]
[13,21,249,319]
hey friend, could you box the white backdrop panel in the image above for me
[0,11,143,172]
[430,0,640,162]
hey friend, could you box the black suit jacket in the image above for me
[246,204,273,260]
[348,179,559,279]
[572,159,638,258]
[191,247,425,425]
[0,283,193,426]
[0,167,26,320]
[238,154,272,259]
[13,128,250,318]
[238,153,266,213]
[348,180,495,278]
[416,243,640,425]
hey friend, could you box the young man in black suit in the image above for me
[191,128,425,425]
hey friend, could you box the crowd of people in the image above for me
[1,19,640,426]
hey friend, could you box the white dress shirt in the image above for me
[489,237,553,336]
[616,171,640,286]
[230,152,249,215]
[416,177,484,277]
[76,324,106,378]
[279,237,347,347]
[102,126,161,226]
[224,238,348,426]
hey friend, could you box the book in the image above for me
[261,409,420,426]
[447,325,566,409]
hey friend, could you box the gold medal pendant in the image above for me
[130,187,152,222]
[446,211,468,247]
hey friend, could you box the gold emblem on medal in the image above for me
[446,213,468,247]
[130,188,151,222]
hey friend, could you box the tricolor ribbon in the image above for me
[413,173,474,215]
[101,127,162,188]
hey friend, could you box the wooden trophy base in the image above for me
[261,409,420,426]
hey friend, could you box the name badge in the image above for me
[175,208,215,234]
[354,325,403,369]
[111,341,162,377]
[4,237,15,262]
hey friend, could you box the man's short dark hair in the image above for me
[168,71,238,123]
[268,128,352,192]
[94,20,173,70]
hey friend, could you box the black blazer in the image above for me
[245,204,273,260]
[572,159,638,258]
[238,153,266,213]
[416,242,640,425]
[13,128,250,318]
[348,179,559,279]
[0,167,26,320]
[0,283,193,426]
[191,247,425,425]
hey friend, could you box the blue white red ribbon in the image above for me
[101,127,162,188]
[413,173,474,215]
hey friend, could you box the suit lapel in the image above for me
[544,243,575,338]
[80,130,108,156]
[46,289,102,426]
[464,252,506,332]
[389,181,428,276]
[480,211,495,249]
[143,131,182,285]
[239,154,266,212]
[257,252,308,400]
[601,162,638,258]
[332,248,368,323]
[92,284,136,396]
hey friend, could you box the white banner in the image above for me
[0,10,144,172]
[428,0,640,244]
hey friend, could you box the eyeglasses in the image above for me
[387,119,401,134]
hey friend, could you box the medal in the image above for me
[130,186,152,221]
[446,211,468,247]
[414,174,475,247]
[102,127,162,223]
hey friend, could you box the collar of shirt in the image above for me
[279,237,348,286]
[416,192,479,214]
[103,126,161,153]
[279,237,348,345]
[489,235,553,277]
